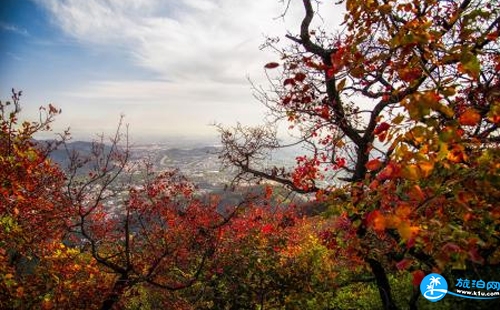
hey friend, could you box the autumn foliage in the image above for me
[0,92,334,309]
[0,91,107,308]
[2,0,500,309]
[218,0,500,309]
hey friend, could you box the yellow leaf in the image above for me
[402,164,420,180]
[487,102,500,124]
[392,114,405,125]
[437,103,454,118]
[459,53,481,79]
[397,222,419,241]
[410,126,428,144]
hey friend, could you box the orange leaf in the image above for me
[447,144,467,163]
[459,108,481,126]
[408,184,425,201]
[366,158,382,171]
[264,185,273,200]
[395,204,412,219]
[397,222,419,241]
[367,210,386,232]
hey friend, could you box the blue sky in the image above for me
[1,0,340,142]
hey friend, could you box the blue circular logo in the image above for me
[420,273,448,302]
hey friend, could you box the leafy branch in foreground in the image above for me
[219,1,500,309]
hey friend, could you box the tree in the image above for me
[0,92,237,309]
[218,1,500,309]
[0,90,106,309]
[61,121,237,309]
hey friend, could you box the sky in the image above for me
[0,0,342,143]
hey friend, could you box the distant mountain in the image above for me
[40,140,109,170]
[41,140,221,170]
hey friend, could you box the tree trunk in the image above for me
[409,286,420,310]
[367,258,399,310]
[100,276,129,310]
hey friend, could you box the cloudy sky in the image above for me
[0,0,342,142]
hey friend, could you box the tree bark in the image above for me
[367,258,399,310]
[409,286,420,310]
[100,276,129,310]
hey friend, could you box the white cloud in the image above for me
[35,0,289,83]
[31,0,344,139]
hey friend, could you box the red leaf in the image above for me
[294,72,306,82]
[261,224,274,234]
[264,62,280,69]
[396,258,412,271]
[326,68,336,78]
[374,122,390,135]
[442,242,461,252]
[468,247,485,264]
[377,162,399,181]
[283,78,296,86]
[412,270,426,286]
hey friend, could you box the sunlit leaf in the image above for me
[397,222,419,241]
[367,210,386,232]
[459,108,481,126]
[392,114,405,125]
[366,158,382,171]
[337,78,346,91]
[417,160,434,178]
[459,53,481,78]
[402,164,420,180]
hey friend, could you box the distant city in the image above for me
[49,140,299,188]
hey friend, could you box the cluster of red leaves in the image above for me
[291,155,322,191]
